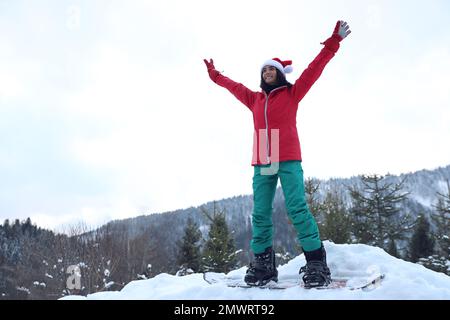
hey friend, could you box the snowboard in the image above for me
[203,272,385,291]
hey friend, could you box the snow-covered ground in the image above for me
[61,242,450,300]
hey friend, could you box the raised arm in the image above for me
[292,20,351,102]
[203,58,256,111]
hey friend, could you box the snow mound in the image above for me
[61,242,450,300]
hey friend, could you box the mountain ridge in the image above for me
[97,164,450,269]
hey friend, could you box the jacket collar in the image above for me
[262,85,287,97]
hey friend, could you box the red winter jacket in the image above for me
[210,36,341,166]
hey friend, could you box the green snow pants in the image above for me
[251,160,321,254]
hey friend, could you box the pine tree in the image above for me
[201,203,237,273]
[349,174,415,251]
[320,189,352,244]
[387,239,400,258]
[409,215,435,263]
[431,180,450,274]
[432,181,450,256]
[304,178,323,217]
[176,217,202,274]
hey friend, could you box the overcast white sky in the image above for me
[1,0,449,231]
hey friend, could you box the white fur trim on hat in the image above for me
[261,59,293,75]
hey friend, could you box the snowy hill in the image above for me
[61,242,450,300]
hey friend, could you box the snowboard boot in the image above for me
[244,247,278,286]
[299,244,332,288]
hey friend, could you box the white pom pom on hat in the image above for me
[261,58,293,75]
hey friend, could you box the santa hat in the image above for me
[261,58,293,75]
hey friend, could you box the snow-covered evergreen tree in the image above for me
[387,239,400,258]
[431,180,450,274]
[409,215,435,262]
[304,177,323,216]
[320,190,352,244]
[201,203,237,273]
[349,174,415,251]
[176,217,203,275]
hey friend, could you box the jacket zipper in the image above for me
[263,86,287,163]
